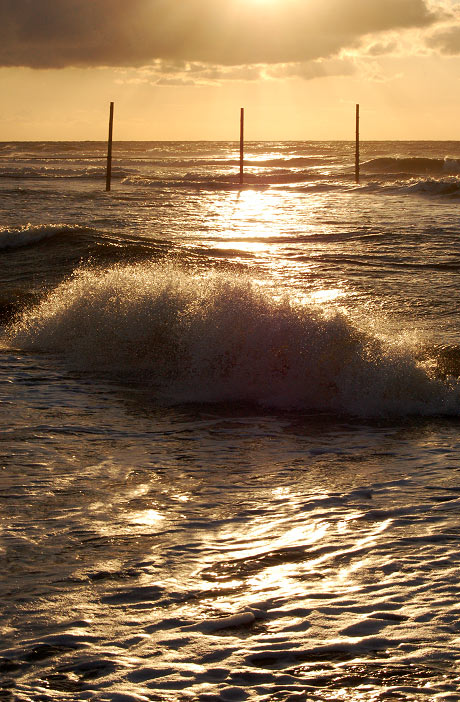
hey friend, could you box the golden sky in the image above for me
[1,0,460,140]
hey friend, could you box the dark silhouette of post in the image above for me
[106,101,114,192]
[355,103,360,184]
[239,107,244,185]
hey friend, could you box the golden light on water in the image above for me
[230,189,281,231]
[216,239,272,256]
[208,188,353,304]
[244,151,282,163]
[130,508,164,526]
[309,288,346,303]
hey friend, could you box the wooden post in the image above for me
[239,107,244,186]
[106,101,114,192]
[355,103,360,184]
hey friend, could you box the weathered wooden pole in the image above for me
[106,101,114,192]
[355,103,360,184]
[239,107,244,186]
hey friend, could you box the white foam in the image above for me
[5,262,460,417]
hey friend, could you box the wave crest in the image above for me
[362,156,460,176]
[5,264,460,416]
[0,223,92,251]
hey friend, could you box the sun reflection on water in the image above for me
[309,288,346,303]
[130,508,164,526]
[189,187,351,307]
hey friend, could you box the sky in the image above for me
[1,0,460,140]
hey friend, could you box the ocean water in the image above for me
[1,140,460,701]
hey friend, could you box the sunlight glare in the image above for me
[309,288,346,304]
[131,509,164,526]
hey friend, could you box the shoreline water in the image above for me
[1,140,460,701]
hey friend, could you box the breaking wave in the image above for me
[360,176,460,199]
[5,264,460,417]
[401,177,460,197]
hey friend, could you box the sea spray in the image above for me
[5,263,460,416]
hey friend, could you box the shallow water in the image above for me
[1,141,460,701]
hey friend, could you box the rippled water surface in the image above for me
[1,141,460,701]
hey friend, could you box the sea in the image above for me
[1,140,460,702]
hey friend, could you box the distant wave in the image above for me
[362,156,460,176]
[0,167,131,179]
[361,177,460,199]
[122,170,334,189]
[122,171,460,196]
[5,148,460,189]
[6,264,460,417]
[0,223,92,251]
[402,177,460,197]
[0,223,173,276]
[118,156,326,168]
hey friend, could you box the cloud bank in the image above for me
[0,0,441,69]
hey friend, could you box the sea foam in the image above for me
[6,263,460,416]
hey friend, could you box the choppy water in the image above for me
[1,141,460,701]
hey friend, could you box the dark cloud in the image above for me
[0,0,440,69]
[428,25,460,54]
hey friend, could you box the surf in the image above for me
[5,262,460,417]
